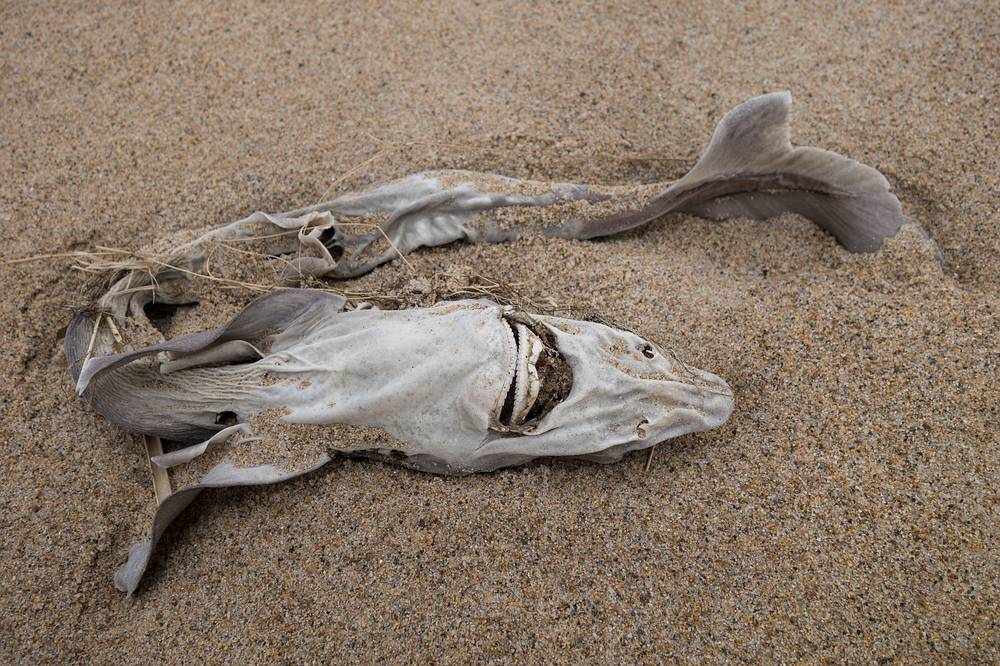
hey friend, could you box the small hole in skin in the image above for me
[215,411,238,426]
[319,228,345,261]
[144,301,180,323]
[641,344,655,359]
[636,418,649,439]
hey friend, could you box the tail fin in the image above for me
[65,290,344,442]
[567,92,911,252]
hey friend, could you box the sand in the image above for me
[1,1,998,662]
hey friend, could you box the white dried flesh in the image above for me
[510,322,544,427]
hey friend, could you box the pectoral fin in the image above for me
[71,289,344,394]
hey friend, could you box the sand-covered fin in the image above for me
[159,340,264,375]
[71,290,342,391]
[559,91,911,252]
[66,290,345,441]
[113,454,331,595]
[149,424,252,468]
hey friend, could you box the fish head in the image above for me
[477,311,734,468]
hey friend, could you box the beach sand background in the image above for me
[1,1,997,661]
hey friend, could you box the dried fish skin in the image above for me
[72,295,734,474]
[69,293,734,594]
[66,290,345,441]
[112,455,331,595]
[292,91,917,275]
[80,92,919,318]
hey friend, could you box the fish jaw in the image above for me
[468,314,734,469]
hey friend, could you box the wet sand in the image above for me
[1,1,997,661]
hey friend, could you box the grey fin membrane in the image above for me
[114,452,332,595]
[65,289,345,442]
[553,91,911,252]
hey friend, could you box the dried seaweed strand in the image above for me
[643,444,657,475]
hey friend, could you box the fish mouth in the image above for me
[493,314,573,432]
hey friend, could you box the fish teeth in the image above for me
[511,323,544,425]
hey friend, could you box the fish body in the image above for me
[73,294,733,475]
[67,293,733,593]
[64,89,913,592]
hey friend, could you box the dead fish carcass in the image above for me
[63,89,911,592]
[70,291,734,473]
[65,291,733,592]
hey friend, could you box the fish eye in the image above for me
[640,343,655,359]
[636,418,649,438]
